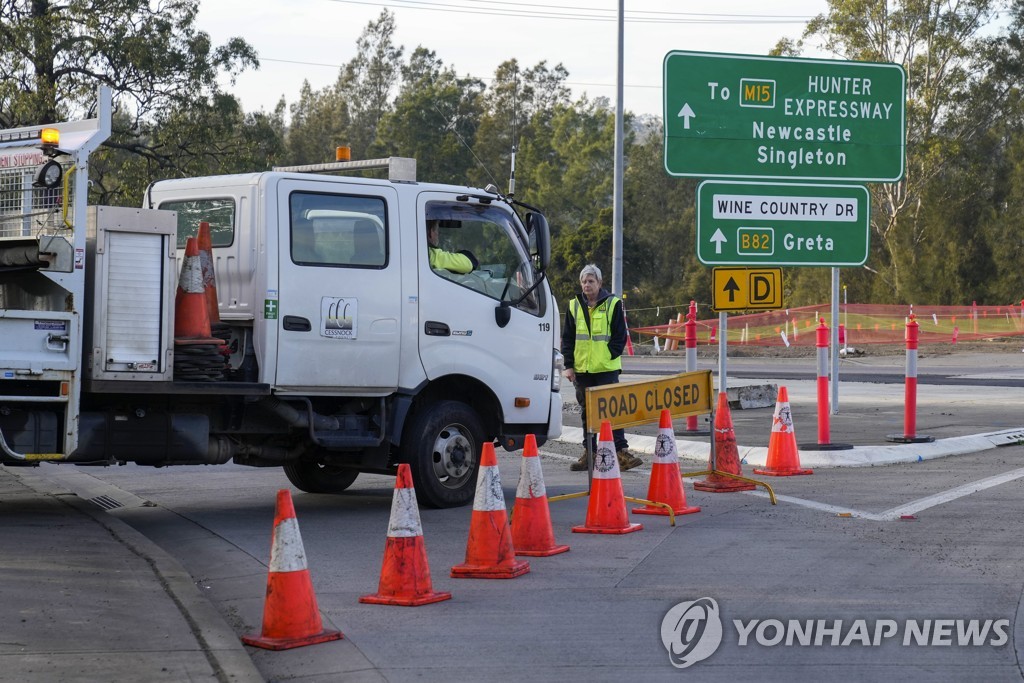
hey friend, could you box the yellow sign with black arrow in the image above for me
[712,267,782,312]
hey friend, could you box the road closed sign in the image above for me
[584,370,714,432]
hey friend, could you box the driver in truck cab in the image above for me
[427,219,478,274]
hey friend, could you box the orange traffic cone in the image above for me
[196,221,221,324]
[242,489,343,650]
[754,386,813,476]
[572,421,643,534]
[693,393,756,492]
[174,237,217,341]
[360,464,452,606]
[451,443,530,578]
[633,409,700,517]
[511,434,569,557]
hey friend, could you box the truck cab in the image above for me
[146,163,562,505]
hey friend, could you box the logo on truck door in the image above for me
[321,296,357,339]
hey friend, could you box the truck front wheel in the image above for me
[283,460,360,493]
[401,400,485,508]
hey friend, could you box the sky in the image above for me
[195,1,830,121]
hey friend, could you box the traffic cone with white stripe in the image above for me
[511,434,569,557]
[633,409,701,516]
[451,443,530,578]
[242,489,343,650]
[572,421,643,534]
[754,386,813,476]
[196,221,221,324]
[173,236,226,380]
[693,392,756,492]
[360,464,452,606]
[174,237,217,341]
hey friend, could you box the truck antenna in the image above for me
[508,67,518,199]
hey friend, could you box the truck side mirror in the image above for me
[525,213,551,272]
[495,301,512,328]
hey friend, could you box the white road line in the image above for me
[744,490,881,520]
[740,468,1024,521]
[541,448,1024,522]
[875,466,1024,520]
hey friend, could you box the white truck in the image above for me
[0,87,563,507]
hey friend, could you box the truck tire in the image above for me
[402,399,484,508]
[283,460,360,493]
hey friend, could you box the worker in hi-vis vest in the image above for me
[561,263,643,472]
[427,219,478,274]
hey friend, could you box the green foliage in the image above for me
[286,81,350,166]
[377,47,485,184]
[1,0,262,206]
[335,10,404,160]
[804,0,1002,302]
[5,2,1023,312]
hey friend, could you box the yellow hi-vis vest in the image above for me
[569,296,621,373]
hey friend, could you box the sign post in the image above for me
[664,51,906,182]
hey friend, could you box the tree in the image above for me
[475,60,572,197]
[376,47,485,184]
[0,0,256,126]
[803,0,1002,302]
[334,10,404,159]
[0,0,264,206]
[92,96,286,206]
[619,122,704,327]
[285,81,351,166]
[524,98,620,306]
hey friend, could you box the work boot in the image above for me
[569,451,589,471]
[617,449,643,471]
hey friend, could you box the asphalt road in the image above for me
[5,348,1024,682]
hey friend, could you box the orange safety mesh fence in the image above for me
[631,303,1024,347]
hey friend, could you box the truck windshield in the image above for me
[426,201,544,316]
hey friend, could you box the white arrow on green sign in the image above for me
[696,181,871,267]
[664,51,906,182]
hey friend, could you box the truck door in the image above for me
[275,181,401,392]
[416,194,552,426]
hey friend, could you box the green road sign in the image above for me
[664,51,906,182]
[696,181,870,266]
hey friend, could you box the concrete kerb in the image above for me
[555,426,1024,469]
[8,466,265,683]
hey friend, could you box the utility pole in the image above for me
[612,0,624,296]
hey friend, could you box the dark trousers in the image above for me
[574,370,628,451]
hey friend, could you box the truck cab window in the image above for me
[426,202,544,317]
[162,198,235,248]
[290,192,387,268]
